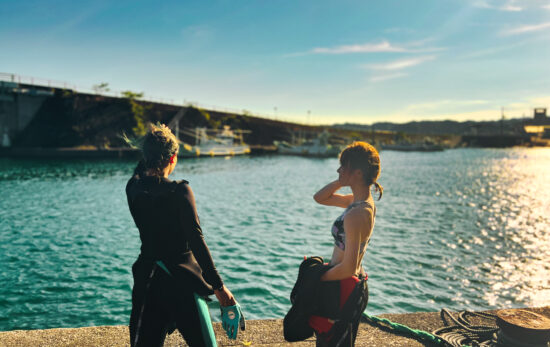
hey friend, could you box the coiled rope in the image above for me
[362,309,500,347]
[433,309,499,347]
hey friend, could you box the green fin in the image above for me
[194,293,218,347]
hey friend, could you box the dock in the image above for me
[1,306,548,346]
[0,146,280,159]
[0,147,141,159]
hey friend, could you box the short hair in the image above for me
[142,123,179,171]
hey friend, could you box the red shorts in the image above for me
[308,275,365,334]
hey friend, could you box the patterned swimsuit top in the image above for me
[331,200,376,252]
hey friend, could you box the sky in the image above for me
[1,0,549,125]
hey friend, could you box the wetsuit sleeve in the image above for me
[177,183,224,290]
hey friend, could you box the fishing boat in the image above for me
[275,130,341,158]
[178,126,251,157]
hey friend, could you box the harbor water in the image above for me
[0,148,549,331]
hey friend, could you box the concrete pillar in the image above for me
[2,129,11,147]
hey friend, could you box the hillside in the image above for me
[333,118,527,136]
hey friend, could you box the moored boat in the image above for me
[178,126,251,157]
[275,130,341,157]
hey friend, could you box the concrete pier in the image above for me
[1,306,548,346]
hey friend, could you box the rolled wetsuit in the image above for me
[127,162,223,347]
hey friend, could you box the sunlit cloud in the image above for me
[405,99,490,113]
[502,4,523,11]
[472,0,523,11]
[502,21,550,35]
[459,39,531,59]
[364,55,436,71]
[296,38,444,56]
[369,73,408,83]
[310,40,407,54]
[385,96,550,122]
[473,0,550,11]
[505,95,550,111]
[380,108,503,123]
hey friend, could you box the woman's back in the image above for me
[126,174,191,259]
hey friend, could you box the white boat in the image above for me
[178,126,251,157]
[276,130,341,158]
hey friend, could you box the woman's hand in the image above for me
[214,285,236,307]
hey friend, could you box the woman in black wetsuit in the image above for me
[126,124,237,346]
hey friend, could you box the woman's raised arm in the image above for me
[313,180,354,208]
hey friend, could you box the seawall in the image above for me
[1,307,549,346]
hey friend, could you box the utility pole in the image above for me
[500,107,505,135]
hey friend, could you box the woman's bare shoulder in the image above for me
[344,206,372,225]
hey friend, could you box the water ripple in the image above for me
[1,149,549,330]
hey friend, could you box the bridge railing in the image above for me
[0,72,310,126]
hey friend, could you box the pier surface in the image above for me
[1,306,548,346]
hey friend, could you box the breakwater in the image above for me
[0,79,385,150]
[0,76,463,152]
[1,307,548,346]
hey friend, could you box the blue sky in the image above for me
[1,0,549,124]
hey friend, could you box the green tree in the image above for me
[122,91,148,136]
[93,82,110,94]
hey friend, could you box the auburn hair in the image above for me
[339,141,383,200]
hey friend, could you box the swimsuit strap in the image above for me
[346,200,373,212]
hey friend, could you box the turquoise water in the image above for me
[1,148,549,331]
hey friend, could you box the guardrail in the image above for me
[0,72,311,125]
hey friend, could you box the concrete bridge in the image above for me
[0,73,56,147]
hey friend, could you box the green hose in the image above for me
[362,312,452,346]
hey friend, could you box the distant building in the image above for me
[524,108,550,138]
[534,108,547,121]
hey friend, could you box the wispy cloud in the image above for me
[405,99,490,113]
[502,4,523,11]
[383,27,416,34]
[181,25,213,40]
[310,40,407,54]
[369,73,408,83]
[502,21,550,35]
[290,38,444,56]
[364,55,436,71]
[502,95,550,111]
[390,96,549,121]
[473,0,523,11]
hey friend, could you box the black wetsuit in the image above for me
[126,162,223,347]
[284,257,369,347]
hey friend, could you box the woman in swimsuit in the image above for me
[126,124,238,346]
[313,141,382,345]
